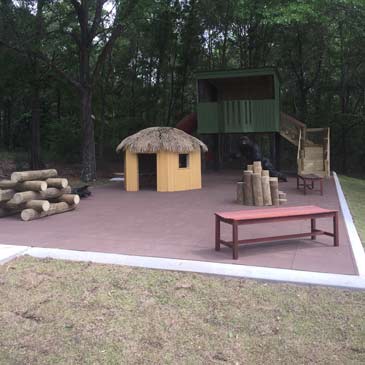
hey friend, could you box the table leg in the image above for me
[296,176,299,189]
[215,215,221,251]
[333,212,339,246]
[232,221,238,259]
[311,218,316,240]
[304,179,307,195]
[320,179,323,195]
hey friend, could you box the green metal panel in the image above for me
[197,102,221,133]
[220,100,277,133]
[196,68,280,133]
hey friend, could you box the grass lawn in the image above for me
[339,175,365,245]
[0,257,365,364]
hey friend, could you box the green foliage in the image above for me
[0,0,364,173]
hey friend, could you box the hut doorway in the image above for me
[137,153,157,190]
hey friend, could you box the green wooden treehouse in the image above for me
[194,68,330,176]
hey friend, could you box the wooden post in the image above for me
[261,170,270,177]
[243,170,253,206]
[269,177,279,206]
[247,164,253,172]
[261,176,272,206]
[236,182,244,204]
[253,161,262,174]
[252,173,264,206]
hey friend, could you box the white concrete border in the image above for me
[24,247,365,290]
[0,173,364,289]
[0,245,29,264]
[333,172,365,276]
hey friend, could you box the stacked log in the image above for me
[0,169,79,221]
[236,161,287,207]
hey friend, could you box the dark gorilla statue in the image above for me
[239,136,287,182]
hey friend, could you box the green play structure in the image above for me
[196,68,280,134]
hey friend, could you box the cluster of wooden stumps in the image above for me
[0,169,80,221]
[237,161,287,206]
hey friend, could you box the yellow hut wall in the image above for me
[124,149,202,192]
[124,150,139,191]
[157,150,202,192]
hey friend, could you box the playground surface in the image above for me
[0,173,358,275]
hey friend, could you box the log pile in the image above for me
[236,161,287,207]
[0,169,80,221]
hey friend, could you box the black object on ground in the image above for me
[71,185,91,198]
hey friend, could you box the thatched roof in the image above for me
[116,127,208,154]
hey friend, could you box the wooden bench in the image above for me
[215,206,339,259]
[297,174,324,195]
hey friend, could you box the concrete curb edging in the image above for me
[0,245,29,264]
[25,247,365,290]
[333,172,365,276]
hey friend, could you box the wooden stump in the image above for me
[269,177,279,206]
[236,182,244,204]
[253,161,262,174]
[261,170,270,177]
[252,173,264,206]
[247,164,253,172]
[21,202,75,221]
[261,176,272,206]
[11,169,58,183]
[243,170,253,206]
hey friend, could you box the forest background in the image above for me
[0,0,364,181]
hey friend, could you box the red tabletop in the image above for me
[215,205,337,221]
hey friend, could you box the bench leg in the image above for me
[215,215,221,251]
[320,179,323,195]
[232,221,238,259]
[311,218,316,240]
[333,212,339,246]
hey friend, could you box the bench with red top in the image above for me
[215,205,339,259]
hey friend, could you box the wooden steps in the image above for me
[280,113,330,177]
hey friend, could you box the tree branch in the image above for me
[0,40,81,90]
[92,24,123,83]
[89,0,106,43]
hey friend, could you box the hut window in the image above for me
[179,154,189,168]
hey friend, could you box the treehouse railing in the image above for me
[280,112,306,146]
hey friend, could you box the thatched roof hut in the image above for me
[116,127,208,154]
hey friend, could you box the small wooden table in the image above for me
[215,206,339,259]
[297,174,324,195]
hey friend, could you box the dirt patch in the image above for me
[0,256,364,364]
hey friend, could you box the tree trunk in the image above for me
[80,88,96,182]
[30,84,43,169]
